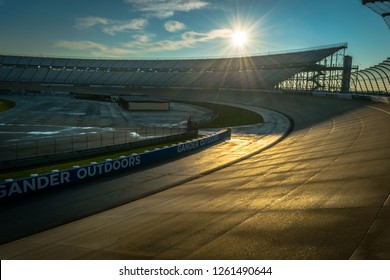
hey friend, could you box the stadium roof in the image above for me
[362,0,390,29]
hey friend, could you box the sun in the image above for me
[232,31,247,47]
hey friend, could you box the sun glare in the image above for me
[232,31,247,47]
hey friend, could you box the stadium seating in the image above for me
[0,43,358,91]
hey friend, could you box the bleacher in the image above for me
[0,43,347,90]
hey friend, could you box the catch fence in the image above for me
[1,126,187,162]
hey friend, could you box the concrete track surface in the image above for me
[0,90,390,259]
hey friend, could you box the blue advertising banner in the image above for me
[0,130,231,200]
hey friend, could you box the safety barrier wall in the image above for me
[312,92,390,103]
[0,129,231,200]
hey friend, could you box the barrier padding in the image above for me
[0,130,231,200]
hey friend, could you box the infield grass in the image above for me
[191,102,263,128]
[0,98,16,112]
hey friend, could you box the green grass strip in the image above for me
[0,98,16,112]
[188,102,263,128]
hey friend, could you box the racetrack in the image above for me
[0,89,389,259]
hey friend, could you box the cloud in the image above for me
[124,0,209,18]
[132,34,154,43]
[102,19,148,35]
[56,28,232,57]
[55,40,108,52]
[75,17,147,35]
[122,29,232,52]
[164,20,186,32]
[75,17,110,29]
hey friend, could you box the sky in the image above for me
[0,0,389,69]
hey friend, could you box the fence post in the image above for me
[100,132,103,147]
[36,139,38,157]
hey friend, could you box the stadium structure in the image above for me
[0,43,389,95]
[358,1,390,94]
[362,0,390,29]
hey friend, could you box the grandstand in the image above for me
[1,43,354,93]
[1,42,389,95]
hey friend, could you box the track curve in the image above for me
[0,90,389,259]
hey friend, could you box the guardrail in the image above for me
[0,129,231,200]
